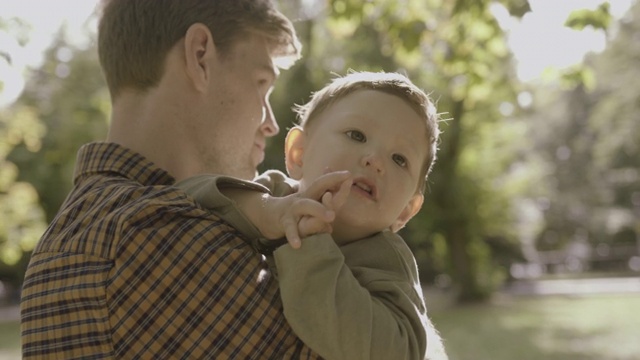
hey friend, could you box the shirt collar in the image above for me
[73,142,175,186]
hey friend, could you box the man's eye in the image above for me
[346,130,366,142]
[392,154,407,167]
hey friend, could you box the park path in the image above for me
[502,276,640,296]
[422,276,640,312]
[0,304,19,323]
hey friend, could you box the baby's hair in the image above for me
[294,71,440,192]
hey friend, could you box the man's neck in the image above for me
[106,90,197,181]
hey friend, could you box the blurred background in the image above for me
[1,0,639,359]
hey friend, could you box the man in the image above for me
[21,0,336,358]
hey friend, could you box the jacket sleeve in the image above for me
[273,232,431,360]
[174,174,267,245]
[174,173,296,255]
[254,169,299,197]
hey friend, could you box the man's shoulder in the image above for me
[36,174,230,260]
[75,173,205,219]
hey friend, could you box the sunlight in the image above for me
[491,0,634,82]
[0,0,99,107]
[0,0,636,105]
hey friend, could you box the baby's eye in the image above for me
[346,130,366,142]
[392,154,407,167]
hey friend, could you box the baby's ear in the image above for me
[390,193,424,232]
[284,126,306,180]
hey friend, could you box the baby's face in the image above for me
[299,90,428,242]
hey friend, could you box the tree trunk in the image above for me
[436,99,485,302]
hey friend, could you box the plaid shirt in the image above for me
[20,142,319,359]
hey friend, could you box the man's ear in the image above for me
[284,126,306,180]
[390,193,424,232]
[183,23,216,92]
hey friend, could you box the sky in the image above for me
[0,0,635,107]
[493,0,634,81]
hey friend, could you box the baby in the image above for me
[177,71,447,360]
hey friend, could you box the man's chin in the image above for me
[253,151,265,166]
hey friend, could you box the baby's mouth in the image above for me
[352,179,377,200]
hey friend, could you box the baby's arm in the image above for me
[274,232,448,360]
[176,171,351,249]
[225,170,351,248]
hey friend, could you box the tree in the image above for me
[9,28,109,222]
[0,15,48,299]
[1,25,109,295]
[271,0,532,301]
[525,1,640,268]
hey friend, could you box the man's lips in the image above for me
[253,142,266,165]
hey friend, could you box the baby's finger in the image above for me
[291,198,335,222]
[298,216,333,238]
[321,191,333,210]
[331,178,352,210]
[303,171,352,200]
[281,217,301,249]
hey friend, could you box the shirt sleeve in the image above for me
[273,232,430,360]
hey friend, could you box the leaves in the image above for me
[565,2,612,31]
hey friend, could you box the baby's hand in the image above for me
[295,179,351,243]
[274,171,352,249]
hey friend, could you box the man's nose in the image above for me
[261,102,279,137]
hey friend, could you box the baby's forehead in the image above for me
[305,89,429,131]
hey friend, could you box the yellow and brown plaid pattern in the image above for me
[21,142,318,359]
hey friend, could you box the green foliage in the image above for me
[0,103,48,292]
[276,0,534,301]
[520,1,640,257]
[9,30,109,221]
[0,27,108,290]
[334,0,529,300]
[0,45,48,279]
[560,65,596,91]
[565,2,612,31]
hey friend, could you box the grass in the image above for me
[0,320,20,360]
[430,293,640,360]
[2,294,640,359]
